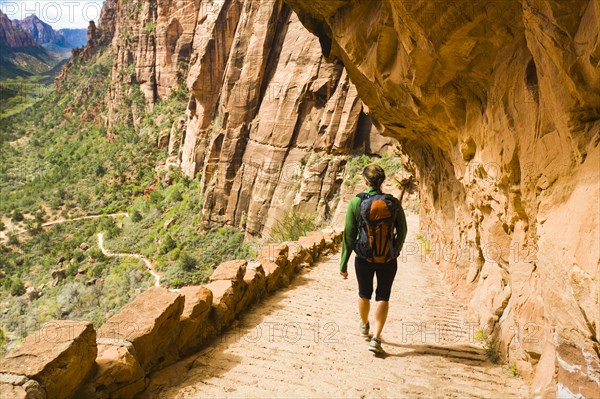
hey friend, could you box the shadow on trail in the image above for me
[377,341,493,367]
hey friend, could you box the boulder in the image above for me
[204,279,246,331]
[25,287,40,301]
[0,320,96,399]
[0,383,28,399]
[50,269,65,285]
[157,132,170,149]
[237,262,267,311]
[163,217,176,230]
[92,342,145,398]
[259,244,289,267]
[177,286,213,355]
[297,232,325,260]
[179,286,213,320]
[0,375,45,399]
[209,260,247,283]
[97,287,184,373]
[287,243,308,272]
[261,260,282,293]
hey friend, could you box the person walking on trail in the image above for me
[340,164,408,354]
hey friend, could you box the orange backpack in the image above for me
[354,193,398,263]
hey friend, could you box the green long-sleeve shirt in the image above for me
[340,186,408,273]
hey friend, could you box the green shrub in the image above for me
[474,329,501,364]
[10,278,25,296]
[144,22,157,35]
[160,234,176,254]
[7,234,18,246]
[269,211,319,242]
[168,188,183,202]
[11,210,24,222]
[150,190,164,206]
[178,251,196,271]
[131,209,143,222]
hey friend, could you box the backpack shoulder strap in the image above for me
[356,193,370,201]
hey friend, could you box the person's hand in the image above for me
[340,271,348,279]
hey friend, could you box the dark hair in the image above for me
[362,164,386,189]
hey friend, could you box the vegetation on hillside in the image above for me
[344,153,404,187]
[269,211,320,242]
[0,47,255,355]
[0,218,152,356]
[104,175,257,288]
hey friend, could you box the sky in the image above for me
[0,0,104,29]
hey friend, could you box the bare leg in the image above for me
[373,300,389,339]
[358,297,370,325]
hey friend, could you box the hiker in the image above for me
[340,164,408,354]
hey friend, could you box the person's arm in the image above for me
[394,203,408,257]
[340,197,360,274]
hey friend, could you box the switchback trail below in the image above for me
[144,213,528,398]
[97,232,161,287]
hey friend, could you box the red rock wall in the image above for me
[100,0,392,237]
[284,0,600,397]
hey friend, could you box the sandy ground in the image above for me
[142,212,529,398]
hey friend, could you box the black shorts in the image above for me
[355,257,398,301]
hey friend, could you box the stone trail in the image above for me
[144,214,529,398]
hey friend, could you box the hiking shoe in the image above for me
[359,321,370,337]
[369,337,383,354]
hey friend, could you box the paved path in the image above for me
[144,213,529,398]
[97,232,161,287]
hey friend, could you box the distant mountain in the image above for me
[0,11,86,79]
[0,10,37,48]
[59,29,87,48]
[15,15,87,49]
[13,15,58,45]
[0,10,54,78]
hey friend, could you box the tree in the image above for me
[160,234,176,254]
[178,251,196,271]
[10,278,25,296]
[11,210,24,222]
[131,209,143,222]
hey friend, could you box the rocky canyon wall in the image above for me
[284,0,600,397]
[98,0,393,237]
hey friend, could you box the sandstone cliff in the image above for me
[284,0,600,397]
[99,0,392,237]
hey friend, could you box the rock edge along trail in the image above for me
[145,213,528,398]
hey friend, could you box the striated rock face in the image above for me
[285,0,600,396]
[100,0,392,236]
[179,1,393,236]
[0,10,37,48]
